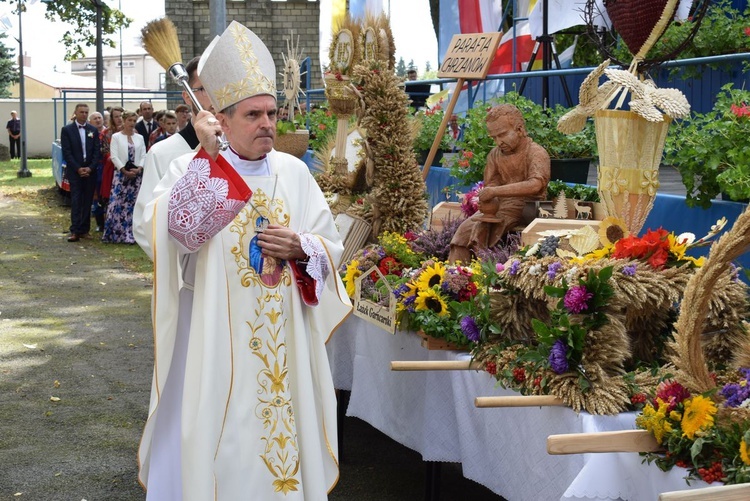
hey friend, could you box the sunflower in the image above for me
[598,216,630,247]
[740,439,750,466]
[343,259,362,297]
[415,262,447,292]
[414,288,450,317]
[680,395,718,440]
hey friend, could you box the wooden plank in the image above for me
[521,217,602,246]
[547,430,660,455]
[429,201,463,231]
[475,395,565,408]
[390,360,481,371]
[659,483,750,501]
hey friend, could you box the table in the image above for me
[326,316,712,500]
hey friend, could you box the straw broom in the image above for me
[141,17,228,150]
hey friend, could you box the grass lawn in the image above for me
[0,158,153,276]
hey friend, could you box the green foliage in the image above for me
[445,92,597,186]
[413,105,451,152]
[395,57,407,77]
[304,105,338,152]
[14,0,133,61]
[0,33,17,98]
[546,180,600,202]
[664,83,750,207]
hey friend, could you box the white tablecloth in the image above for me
[326,316,710,500]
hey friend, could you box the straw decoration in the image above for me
[141,17,183,72]
[670,206,750,393]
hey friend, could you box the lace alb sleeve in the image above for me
[299,233,329,301]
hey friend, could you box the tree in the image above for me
[396,57,406,77]
[1,0,132,61]
[0,33,17,98]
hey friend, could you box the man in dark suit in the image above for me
[134,101,156,148]
[61,103,101,242]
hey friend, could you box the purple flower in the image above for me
[460,316,481,342]
[509,259,521,276]
[547,261,562,280]
[563,285,594,313]
[721,369,750,407]
[548,339,569,374]
[621,264,637,276]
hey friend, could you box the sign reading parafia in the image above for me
[438,32,502,80]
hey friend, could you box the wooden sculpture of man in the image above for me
[448,104,550,263]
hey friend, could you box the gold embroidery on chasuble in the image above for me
[229,189,299,494]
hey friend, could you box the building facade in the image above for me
[165,0,322,94]
[70,49,165,91]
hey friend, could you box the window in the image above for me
[159,73,166,91]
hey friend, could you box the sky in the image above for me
[2,0,438,77]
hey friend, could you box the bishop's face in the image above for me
[218,95,278,161]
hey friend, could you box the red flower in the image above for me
[378,256,402,277]
[458,281,478,301]
[462,150,474,159]
[731,103,750,117]
[745,26,750,36]
[403,231,418,241]
[318,124,327,131]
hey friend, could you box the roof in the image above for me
[21,67,147,91]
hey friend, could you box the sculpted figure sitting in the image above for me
[448,104,550,263]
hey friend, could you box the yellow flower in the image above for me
[636,401,673,444]
[415,262,446,291]
[414,288,450,317]
[598,216,629,246]
[680,395,717,440]
[584,244,614,260]
[740,440,750,466]
[343,259,362,297]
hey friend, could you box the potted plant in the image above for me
[413,103,452,166]
[445,92,597,186]
[664,83,750,208]
[274,117,310,158]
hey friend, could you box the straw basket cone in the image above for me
[274,129,310,159]
[595,110,672,235]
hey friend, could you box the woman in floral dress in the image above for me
[102,110,146,243]
[98,106,124,227]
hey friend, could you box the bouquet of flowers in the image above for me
[395,258,500,347]
[341,231,424,303]
[636,373,750,485]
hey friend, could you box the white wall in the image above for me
[0,97,168,157]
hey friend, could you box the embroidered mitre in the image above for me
[198,21,277,112]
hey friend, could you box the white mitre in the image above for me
[197,21,277,112]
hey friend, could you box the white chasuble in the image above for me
[136,150,352,501]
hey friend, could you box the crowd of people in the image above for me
[62,99,196,244]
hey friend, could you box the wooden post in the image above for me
[546,430,660,455]
[475,395,565,408]
[659,483,750,501]
[423,32,502,181]
[390,360,481,371]
[422,77,463,181]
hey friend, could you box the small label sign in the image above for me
[438,32,502,80]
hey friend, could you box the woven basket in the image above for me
[324,76,357,116]
[595,109,671,234]
[274,129,309,158]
